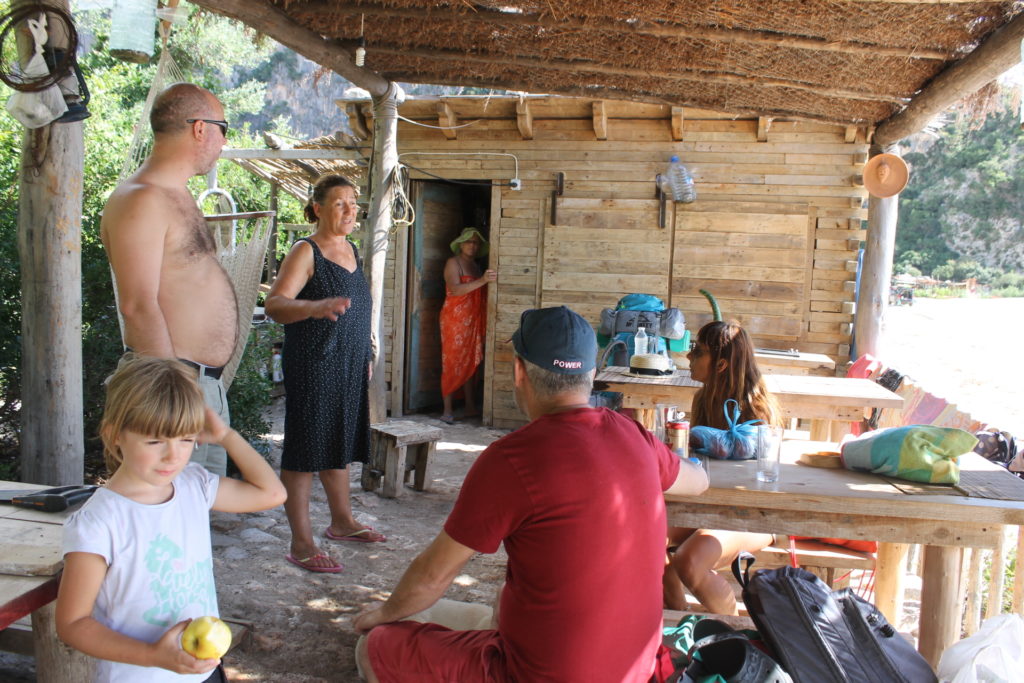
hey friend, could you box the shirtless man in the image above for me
[101,83,237,476]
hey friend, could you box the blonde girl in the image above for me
[55,356,286,682]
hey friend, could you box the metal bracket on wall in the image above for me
[655,173,667,229]
[550,171,564,225]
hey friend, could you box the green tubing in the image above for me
[699,289,722,321]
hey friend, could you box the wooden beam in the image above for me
[757,116,772,141]
[516,98,533,139]
[844,125,858,143]
[371,46,910,104]
[191,0,390,96]
[592,101,607,140]
[365,83,404,423]
[294,1,949,60]
[670,106,684,141]
[438,101,457,140]
[219,148,362,160]
[344,101,371,140]
[875,12,1024,144]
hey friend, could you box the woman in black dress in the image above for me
[266,174,383,574]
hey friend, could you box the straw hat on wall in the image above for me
[863,153,909,198]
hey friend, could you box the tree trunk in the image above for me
[365,83,404,423]
[853,144,899,361]
[17,0,84,485]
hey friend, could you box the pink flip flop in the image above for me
[324,527,386,543]
[285,552,344,573]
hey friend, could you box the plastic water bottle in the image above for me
[634,327,648,356]
[665,155,696,203]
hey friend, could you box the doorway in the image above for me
[404,180,492,414]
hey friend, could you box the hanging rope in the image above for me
[0,3,77,92]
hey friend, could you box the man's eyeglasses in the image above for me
[186,118,229,136]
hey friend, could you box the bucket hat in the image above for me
[863,153,909,198]
[450,227,489,257]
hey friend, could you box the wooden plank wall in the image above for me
[348,98,868,429]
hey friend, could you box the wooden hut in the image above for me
[340,96,870,428]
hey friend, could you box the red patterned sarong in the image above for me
[440,275,486,397]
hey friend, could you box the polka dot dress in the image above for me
[280,237,371,472]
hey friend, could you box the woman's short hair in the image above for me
[304,174,358,223]
[99,355,206,475]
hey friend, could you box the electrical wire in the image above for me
[401,162,515,187]
[397,114,481,130]
[390,164,415,234]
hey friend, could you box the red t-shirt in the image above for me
[445,407,681,682]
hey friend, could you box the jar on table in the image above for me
[666,420,689,458]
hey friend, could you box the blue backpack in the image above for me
[597,294,688,366]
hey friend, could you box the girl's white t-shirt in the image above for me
[63,462,221,682]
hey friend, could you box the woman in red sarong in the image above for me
[439,227,496,424]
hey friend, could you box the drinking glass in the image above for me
[654,404,677,443]
[756,425,784,484]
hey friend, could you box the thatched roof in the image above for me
[195,0,1024,143]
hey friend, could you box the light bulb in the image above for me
[355,46,366,67]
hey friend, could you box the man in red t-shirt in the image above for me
[354,306,708,682]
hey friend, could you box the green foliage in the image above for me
[897,97,1024,276]
[227,326,279,457]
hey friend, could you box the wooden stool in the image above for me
[361,421,443,498]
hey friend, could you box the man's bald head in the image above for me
[150,83,220,136]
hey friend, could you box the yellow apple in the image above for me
[180,616,232,660]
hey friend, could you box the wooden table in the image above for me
[753,349,836,375]
[666,442,1024,668]
[595,367,903,439]
[0,481,92,679]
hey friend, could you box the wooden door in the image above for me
[405,183,462,411]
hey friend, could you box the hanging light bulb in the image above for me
[355,14,366,67]
[355,36,366,67]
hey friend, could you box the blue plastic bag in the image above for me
[691,399,763,460]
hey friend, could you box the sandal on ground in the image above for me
[439,414,457,425]
[285,551,344,573]
[325,526,386,543]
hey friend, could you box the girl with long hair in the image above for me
[665,321,782,615]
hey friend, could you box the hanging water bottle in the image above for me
[666,155,697,203]
[634,326,648,356]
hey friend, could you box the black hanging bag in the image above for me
[731,553,936,683]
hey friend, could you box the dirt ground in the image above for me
[207,403,510,682]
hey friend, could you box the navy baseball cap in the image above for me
[511,306,597,375]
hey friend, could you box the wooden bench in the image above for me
[753,539,876,590]
[361,420,443,498]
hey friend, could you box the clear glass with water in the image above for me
[756,425,784,483]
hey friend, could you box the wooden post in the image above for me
[365,82,404,424]
[986,527,1008,618]
[32,601,96,681]
[918,545,963,668]
[266,181,279,282]
[965,547,983,635]
[17,0,84,486]
[853,144,899,359]
[1014,527,1024,615]
[873,542,908,625]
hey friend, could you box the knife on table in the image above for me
[0,485,97,512]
